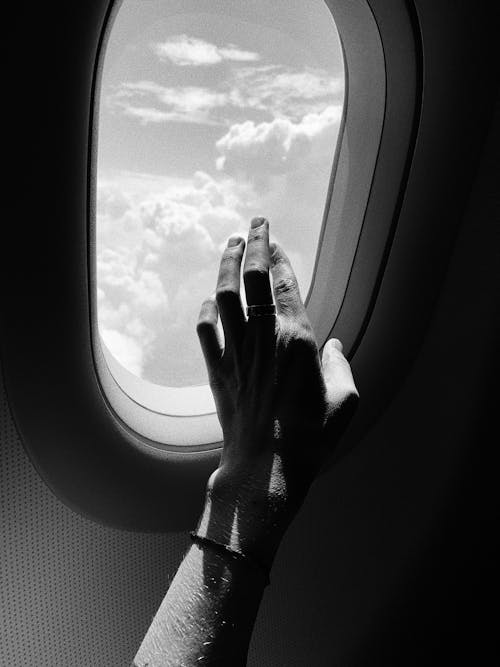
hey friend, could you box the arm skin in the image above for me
[133,543,266,666]
[133,217,359,667]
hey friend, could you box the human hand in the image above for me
[196,217,359,568]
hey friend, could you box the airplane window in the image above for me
[95,0,344,414]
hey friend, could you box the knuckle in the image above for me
[300,317,314,336]
[273,276,298,296]
[301,324,316,344]
[248,228,267,243]
[218,254,240,279]
[270,240,282,256]
[287,329,317,357]
[200,297,214,310]
[221,250,240,266]
[198,299,216,322]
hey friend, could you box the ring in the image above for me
[246,303,276,317]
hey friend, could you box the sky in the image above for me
[97,0,344,388]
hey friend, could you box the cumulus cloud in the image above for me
[153,35,260,66]
[96,171,253,385]
[215,105,342,176]
[211,104,342,293]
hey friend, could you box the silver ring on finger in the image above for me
[246,303,276,317]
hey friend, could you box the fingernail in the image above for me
[331,338,343,352]
[227,236,241,247]
[251,216,267,229]
[323,339,342,361]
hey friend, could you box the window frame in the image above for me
[92,0,388,450]
[0,0,426,531]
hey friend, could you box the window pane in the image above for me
[96,0,344,388]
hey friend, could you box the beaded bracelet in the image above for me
[190,532,271,587]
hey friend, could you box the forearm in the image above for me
[132,219,359,664]
[132,540,266,666]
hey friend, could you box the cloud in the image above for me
[98,45,345,386]
[108,81,227,125]
[96,171,253,385]
[98,100,343,385]
[96,157,340,386]
[96,157,334,387]
[215,105,342,176]
[211,105,342,292]
[153,35,260,66]
[230,66,344,120]
[97,246,168,348]
[107,65,343,127]
[120,106,180,124]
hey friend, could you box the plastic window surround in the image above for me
[91,0,386,450]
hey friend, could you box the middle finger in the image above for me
[243,217,274,307]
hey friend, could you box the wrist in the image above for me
[196,460,299,569]
[190,532,271,587]
[196,497,283,571]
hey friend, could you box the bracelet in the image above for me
[190,532,271,587]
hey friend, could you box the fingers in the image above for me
[216,236,246,350]
[196,296,223,370]
[269,241,307,321]
[243,217,273,306]
[321,338,359,408]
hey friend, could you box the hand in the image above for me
[196,217,359,568]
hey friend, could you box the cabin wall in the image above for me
[0,369,190,665]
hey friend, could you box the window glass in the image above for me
[97,0,344,388]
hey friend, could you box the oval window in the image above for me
[95,0,344,427]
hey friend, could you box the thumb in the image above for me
[320,338,359,449]
[321,338,359,407]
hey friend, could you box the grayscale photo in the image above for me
[2,1,498,665]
